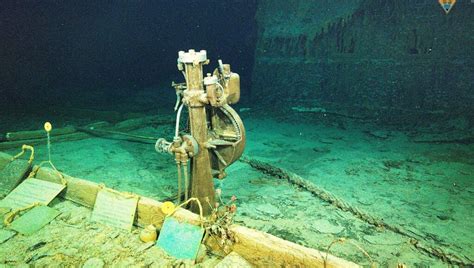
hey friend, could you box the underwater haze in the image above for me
[0,1,473,267]
[0,1,257,113]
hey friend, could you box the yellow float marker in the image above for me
[44,122,52,162]
[161,201,176,215]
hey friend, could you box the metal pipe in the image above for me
[175,103,184,138]
[182,161,189,202]
[176,162,182,204]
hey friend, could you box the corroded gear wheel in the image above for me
[207,104,245,179]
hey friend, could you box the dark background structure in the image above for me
[0,1,257,109]
[1,0,473,122]
[252,0,474,118]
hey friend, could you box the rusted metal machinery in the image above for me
[156,49,245,215]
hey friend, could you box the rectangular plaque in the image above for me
[90,189,138,231]
[156,217,204,260]
[10,205,60,235]
[0,159,31,198]
[0,178,65,210]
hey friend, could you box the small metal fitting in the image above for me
[155,138,172,154]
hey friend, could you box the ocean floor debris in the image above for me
[1,115,472,266]
[0,200,221,267]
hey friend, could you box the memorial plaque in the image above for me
[90,189,138,231]
[0,178,65,210]
[0,159,31,198]
[156,217,204,260]
[10,205,60,235]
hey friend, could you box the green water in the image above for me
[3,110,472,266]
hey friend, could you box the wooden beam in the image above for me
[230,225,358,267]
[0,116,174,150]
[5,126,77,141]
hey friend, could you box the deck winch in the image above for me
[156,49,245,215]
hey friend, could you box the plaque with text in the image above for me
[0,178,65,210]
[0,159,31,197]
[90,189,138,231]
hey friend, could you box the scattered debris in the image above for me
[26,253,51,264]
[204,196,239,254]
[27,241,47,251]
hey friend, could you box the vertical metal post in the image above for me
[179,50,215,216]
